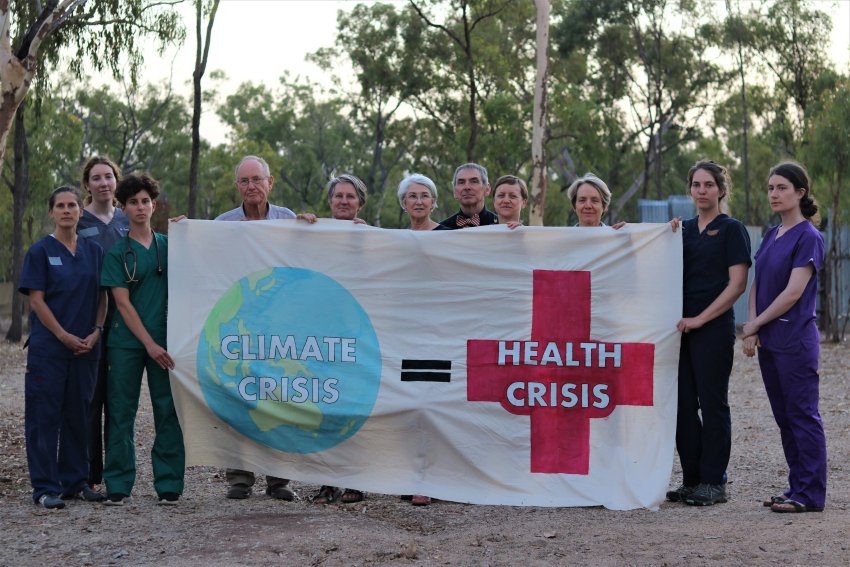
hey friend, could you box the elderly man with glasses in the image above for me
[215,155,310,501]
[216,155,297,221]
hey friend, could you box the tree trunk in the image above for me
[529,0,550,226]
[188,0,219,219]
[6,100,29,342]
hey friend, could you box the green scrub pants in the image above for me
[104,347,185,497]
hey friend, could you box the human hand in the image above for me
[669,217,682,232]
[742,320,760,338]
[78,329,101,354]
[59,331,88,354]
[611,221,627,230]
[676,317,704,333]
[296,213,317,224]
[742,335,759,357]
[146,343,176,370]
[169,215,186,223]
[352,217,367,225]
[506,221,523,230]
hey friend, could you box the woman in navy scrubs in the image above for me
[19,187,107,508]
[667,160,751,506]
[742,162,826,513]
[76,156,128,492]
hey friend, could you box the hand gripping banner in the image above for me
[168,220,682,509]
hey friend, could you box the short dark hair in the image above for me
[49,186,82,209]
[115,172,160,205]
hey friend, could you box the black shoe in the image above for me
[37,494,66,510]
[157,492,180,506]
[226,483,252,499]
[685,483,728,506]
[665,484,696,502]
[104,493,128,506]
[266,485,294,501]
[63,486,106,502]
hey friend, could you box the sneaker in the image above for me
[266,485,294,501]
[63,486,106,502]
[104,493,128,506]
[685,483,728,506]
[226,484,252,499]
[157,492,180,506]
[37,494,66,510]
[666,484,696,502]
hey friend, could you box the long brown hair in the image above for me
[81,156,121,205]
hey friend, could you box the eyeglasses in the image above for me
[405,193,433,202]
[237,176,268,188]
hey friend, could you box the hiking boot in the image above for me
[157,492,180,506]
[38,494,66,510]
[685,483,728,506]
[226,483,252,499]
[666,484,696,502]
[104,493,128,506]
[266,485,294,501]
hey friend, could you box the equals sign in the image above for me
[400,359,452,382]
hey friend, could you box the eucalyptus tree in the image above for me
[1,0,184,342]
[217,77,357,216]
[309,2,429,226]
[188,0,219,219]
[554,0,725,212]
[803,74,850,340]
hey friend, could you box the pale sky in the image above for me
[127,0,850,145]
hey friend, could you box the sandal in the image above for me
[770,499,824,513]
[762,495,786,507]
[411,494,431,506]
[312,485,341,505]
[340,489,365,504]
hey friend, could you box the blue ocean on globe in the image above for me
[197,267,382,453]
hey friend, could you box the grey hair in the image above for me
[235,155,271,180]
[327,174,368,206]
[452,162,489,187]
[566,173,612,212]
[397,173,438,209]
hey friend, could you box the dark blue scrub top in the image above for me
[19,235,104,359]
[681,214,751,318]
[77,208,129,252]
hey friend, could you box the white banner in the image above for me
[168,220,682,510]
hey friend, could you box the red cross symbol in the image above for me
[467,270,655,474]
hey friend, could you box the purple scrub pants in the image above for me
[758,346,827,508]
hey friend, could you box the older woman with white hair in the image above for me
[566,173,625,229]
[398,173,445,231]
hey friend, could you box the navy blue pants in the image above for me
[759,346,827,508]
[676,314,734,486]
[25,353,97,502]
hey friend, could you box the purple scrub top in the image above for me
[754,221,824,353]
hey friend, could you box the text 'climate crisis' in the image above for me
[220,335,357,362]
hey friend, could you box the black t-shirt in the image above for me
[682,214,751,317]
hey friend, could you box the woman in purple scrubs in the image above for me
[742,161,826,513]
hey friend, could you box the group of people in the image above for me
[667,160,826,514]
[21,154,826,514]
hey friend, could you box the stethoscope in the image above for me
[123,232,163,283]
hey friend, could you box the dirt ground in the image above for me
[0,337,848,567]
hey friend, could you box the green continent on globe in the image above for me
[248,358,323,432]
